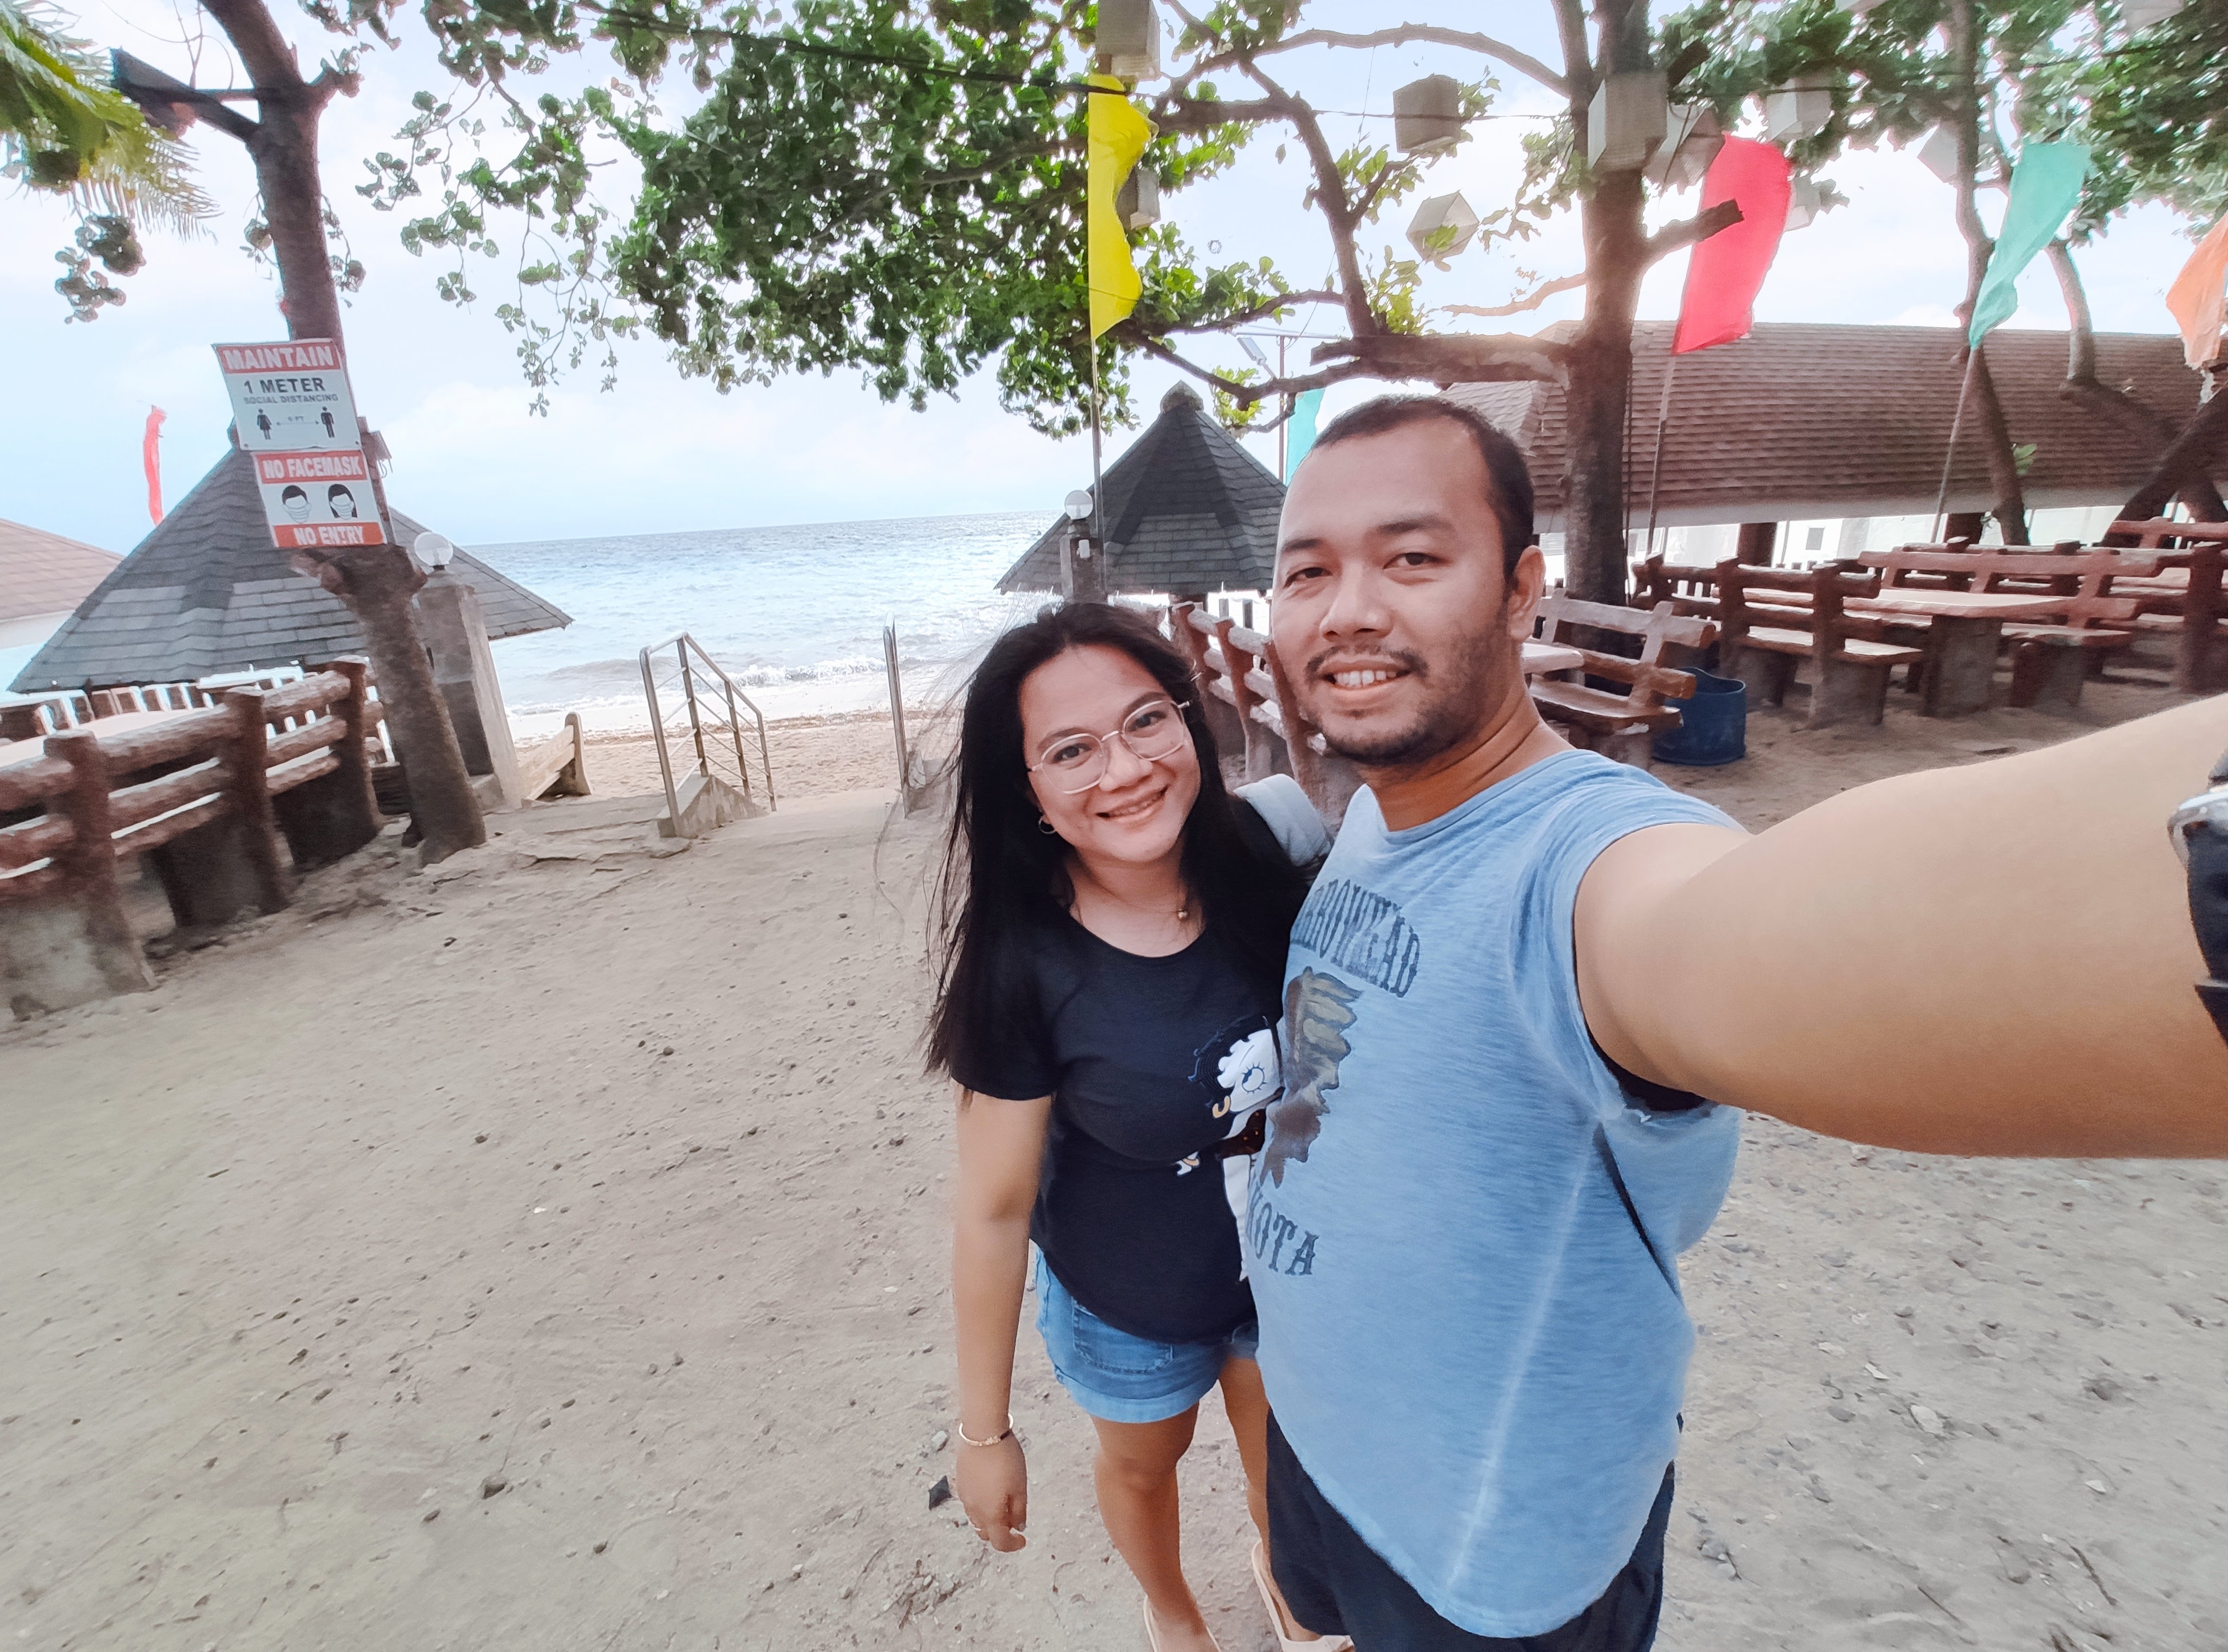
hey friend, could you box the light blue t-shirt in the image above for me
[1247,750,1743,1638]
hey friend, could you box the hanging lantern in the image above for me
[1645,103,1724,191]
[1405,192,1480,267]
[1098,0,1162,82]
[1392,76,1464,155]
[2122,0,2185,23]
[1763,80,1833,143]
[1834,0,1890,13]
[1117,169,1161,228]
[1783,175,1822,232]
[1587,70,1668,173]
[1916,124,1962,184]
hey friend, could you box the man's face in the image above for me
[1271,421,1543,769]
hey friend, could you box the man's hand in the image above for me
[954,1434,1029,1551]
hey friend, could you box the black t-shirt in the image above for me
[955,915,1281,1344]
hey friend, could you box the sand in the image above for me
[3,682,2225,1651]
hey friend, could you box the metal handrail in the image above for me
[637,633,776,825]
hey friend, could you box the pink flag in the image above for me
[143,406,167,523]
[2166,216,2228,370]
[1673,137,1793,355]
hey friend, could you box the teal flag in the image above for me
[1969,141,2091,346]
[1285,388,1325,480]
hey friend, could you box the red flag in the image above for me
[143,406,167,523]
[1673,137,1793,355]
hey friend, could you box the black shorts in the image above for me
[1265,1412,1675,1652]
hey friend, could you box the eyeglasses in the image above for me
[1027,699,1192,794]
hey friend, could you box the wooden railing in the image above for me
[1169,601,1363,825]
[1,660,388,1013]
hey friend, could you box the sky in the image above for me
[0,0,2207,557]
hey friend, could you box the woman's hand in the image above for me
[954,1434,1029,1551]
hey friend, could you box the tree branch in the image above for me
[1155,290,1344,333]
[1309,330,1568,387]
[1192,25,1566,100]
[1642,198,1742,266]
[1442,272,1585,319]
[1126,331,1378,406]
[1225,57,1377,340]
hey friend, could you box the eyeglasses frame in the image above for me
[1025,697,1195,795]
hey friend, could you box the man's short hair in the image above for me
[1309,395,1536,576]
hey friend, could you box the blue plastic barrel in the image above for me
[1651,668,1746,767]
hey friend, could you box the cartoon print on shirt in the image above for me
[1264,967,1359,1184]
[1177,1014,1281,1176]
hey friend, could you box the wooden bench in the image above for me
[1861,545,2159,709]
[1717,561,1923,729]
[1531,590,1713,766]
[2099,519,2227,692]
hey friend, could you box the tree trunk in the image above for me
[1560,0,1651,606]
[2114,391,2228,532]
[2049,239,2228,521]
[1945,0,2028,544]
[201,0,483,861]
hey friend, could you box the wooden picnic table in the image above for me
[1523,641,1585,676]
[1847,589,2069,717]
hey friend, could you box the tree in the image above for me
[1,0,211,317]
[373,1,1747,603]
[1667,0,2227,538]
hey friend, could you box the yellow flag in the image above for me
[1086,75,1152,340]
[2166,215,2228,370]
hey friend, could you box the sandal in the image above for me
[1251,1539,1351,1652]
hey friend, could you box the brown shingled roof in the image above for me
[1445,322,2207,529]
[0,518,123,623]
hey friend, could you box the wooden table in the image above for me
[1522,641,1585,676]
[1848,590,2069,716]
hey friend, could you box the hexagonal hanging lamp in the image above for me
[1405,192,1479,267]
[1393,75,1465,155]
[1783,175,1823,232]
[1916,124,1962,184]
[1098,0,1162,82]
[1763,80,1833,143]
[1117,170,1161,228]
[2122,0,2185,24]
[1645,103,1724,191]
[1587,71,1667,173]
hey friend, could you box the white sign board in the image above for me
[212,338,385,549]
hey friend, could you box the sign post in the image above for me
[212,339,385,550]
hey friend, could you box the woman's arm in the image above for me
[950,1082,1054,1551]
[1579,694,2228,1156]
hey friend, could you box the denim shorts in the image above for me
[1033,1253,1257,1425]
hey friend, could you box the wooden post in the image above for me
[221,687,292,913]
[1736,523,1777,566]
[270,660,386,866]
[1,728,157,1010]
[1213,618,1275,783]
[2180,543,2222,695]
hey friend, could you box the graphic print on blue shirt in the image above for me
[1244,751,1744,1640]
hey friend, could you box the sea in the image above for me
[475,510,1062,738]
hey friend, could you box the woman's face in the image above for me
[1018,643,1200,869]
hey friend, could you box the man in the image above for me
[1247,395,2226,1651]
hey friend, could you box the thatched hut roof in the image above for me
[12,442,569,692]
[999,382,1284,595]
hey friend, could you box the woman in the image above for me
[930,602,1338,1652]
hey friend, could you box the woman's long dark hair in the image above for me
[927,601,1308,1083]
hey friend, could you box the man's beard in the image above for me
[1307,619,1514,768]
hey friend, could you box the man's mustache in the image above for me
[1302,646,1429,681]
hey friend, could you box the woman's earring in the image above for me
[1037,813,1058,836]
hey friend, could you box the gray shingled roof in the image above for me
[1000,382,1284,595]
[1447,321,2206,530]
[11,441,570,692]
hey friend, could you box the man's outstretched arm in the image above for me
[1578,695,2228,1157]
